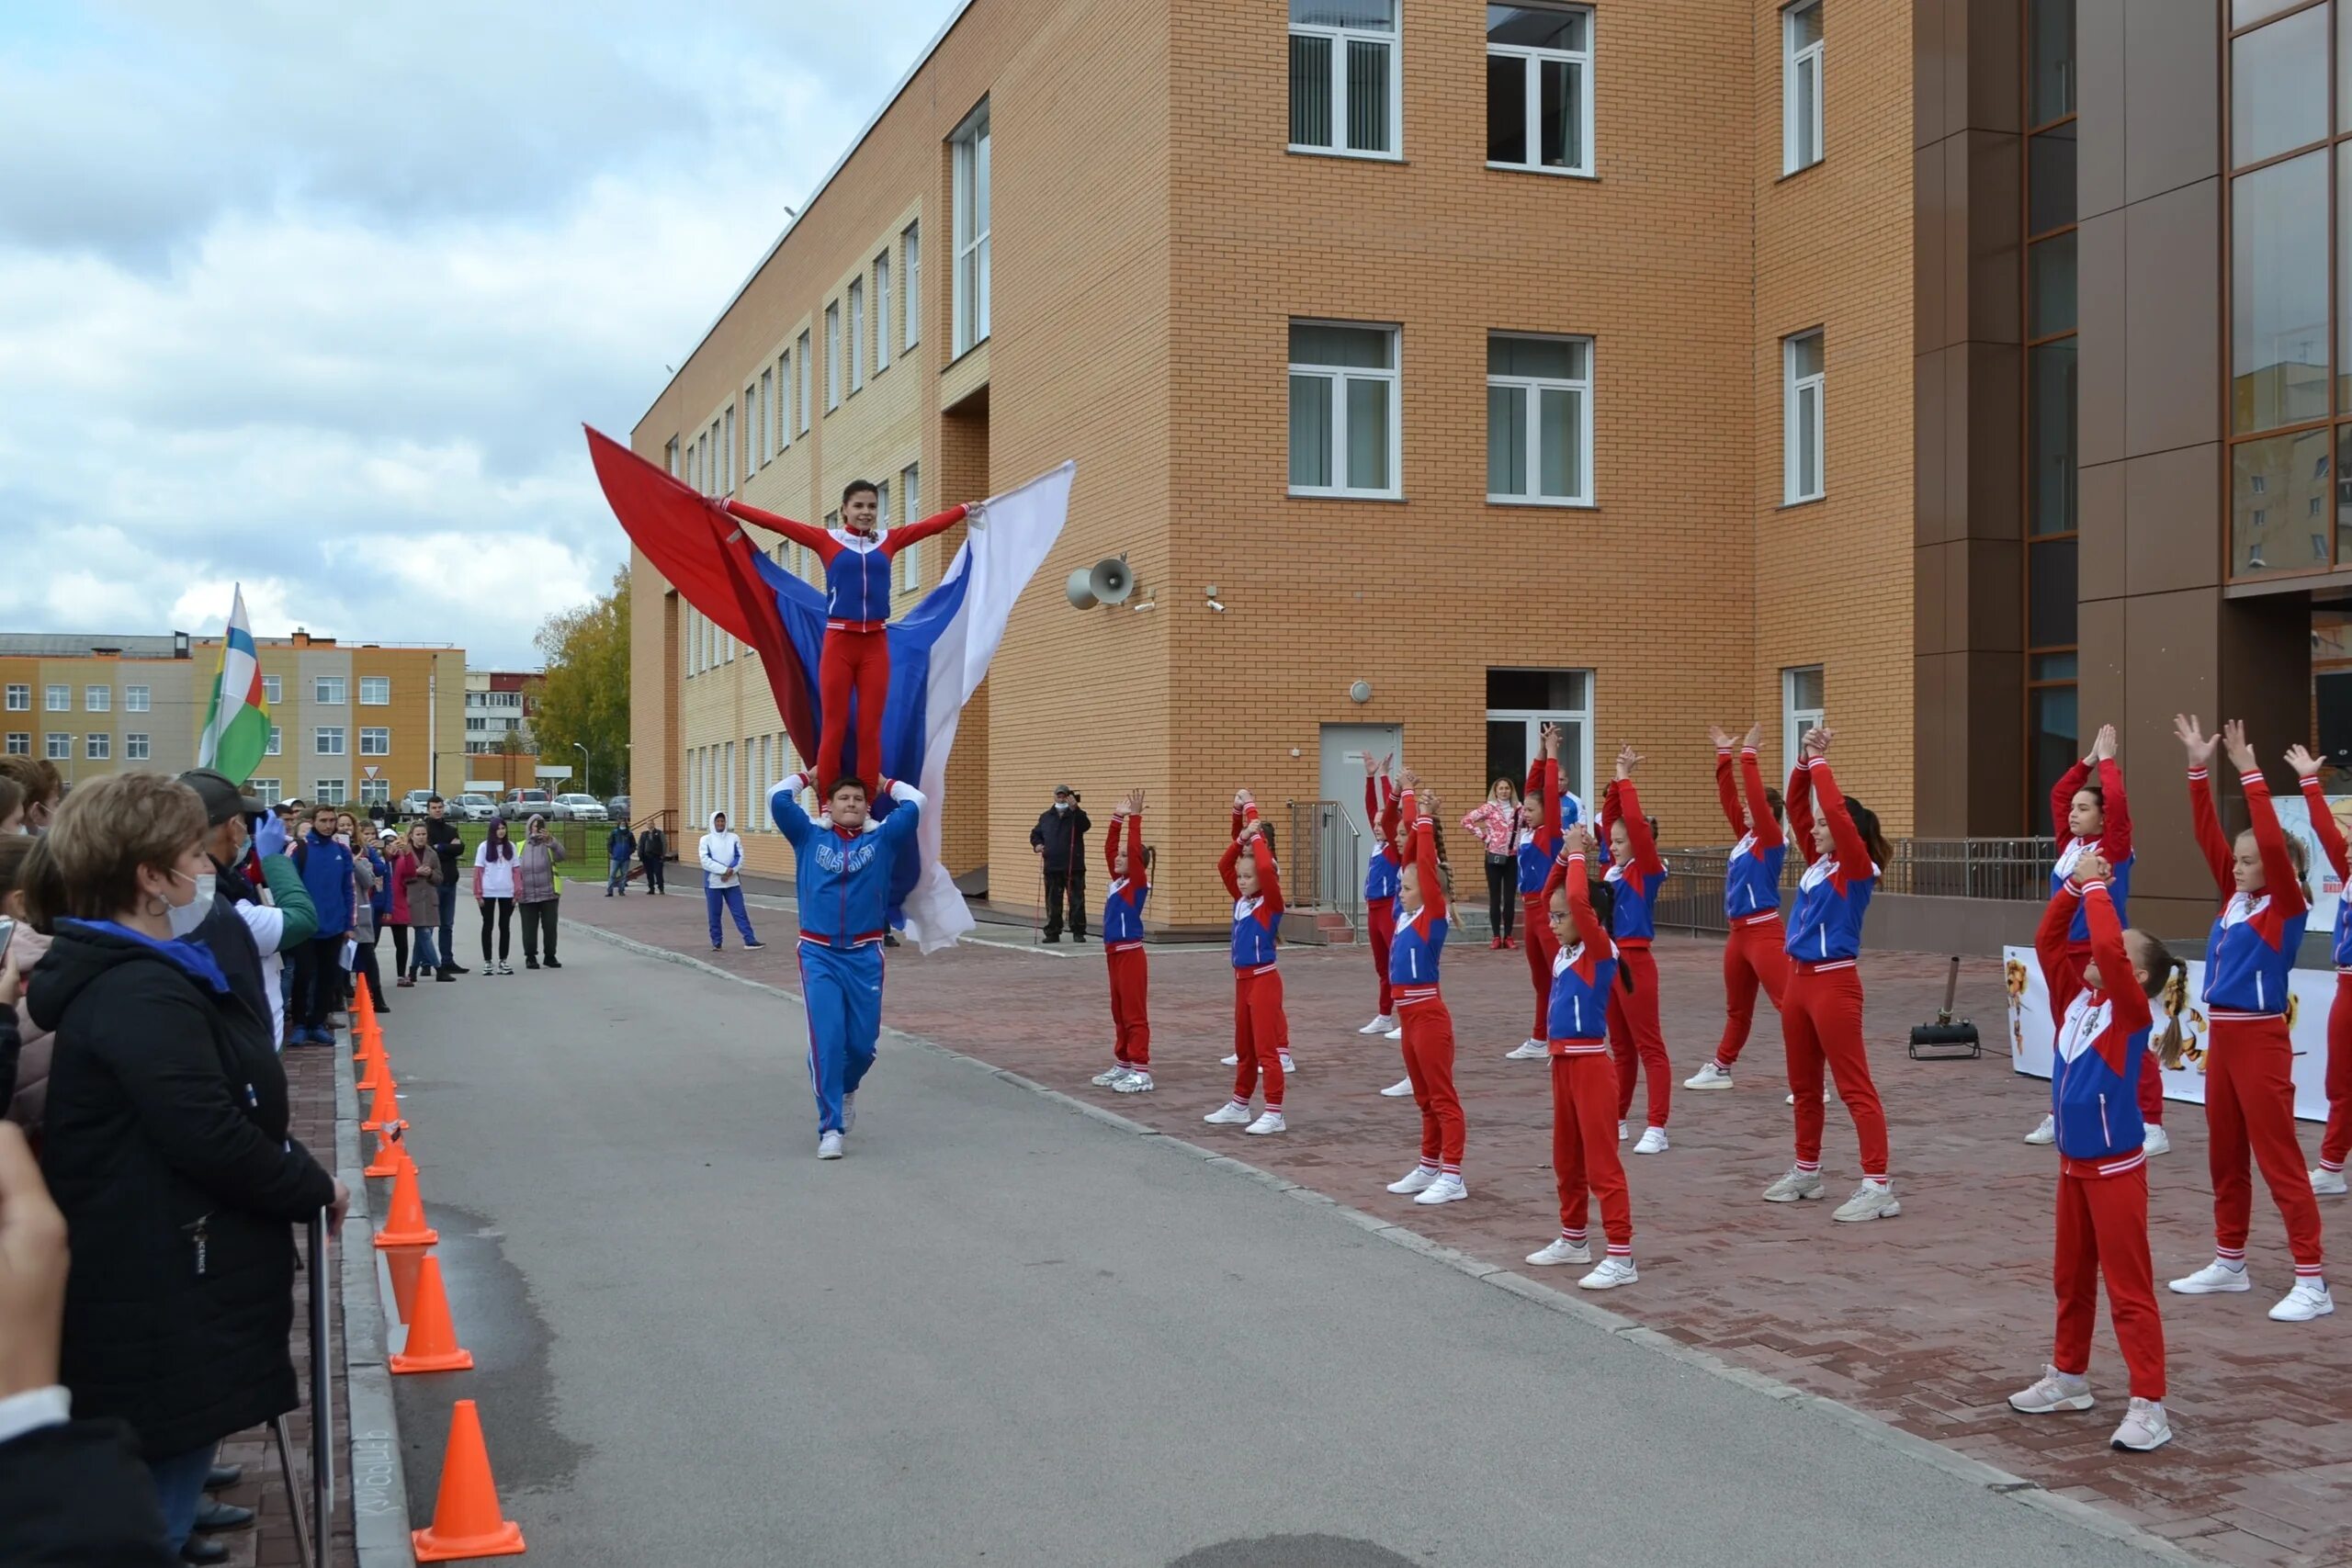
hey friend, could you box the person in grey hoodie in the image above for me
[516,814,567,970]
[699,811,761,951]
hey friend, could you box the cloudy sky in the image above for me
[0,1,959,669]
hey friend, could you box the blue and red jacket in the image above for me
[1600,778,1668,946]
[1102,809,1151,951]
[2050,754,2133,949]
[1221,811,1283,970]
[1540,852,1617,1050]
[1386,791,1447,1009]
[1782,756,1876,965]
[2300,773,2352,969]
[1716,746,1787,923]
[1515,758,1566,897]
[1363,773,1401,908]
[2036,876,2151,1176]
[725,500,967,630]
[774,774,923,949]
[2194,765,2308,1017]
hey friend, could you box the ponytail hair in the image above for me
[2157,958,2191,1070]
[1579,876,1636,991]
[2286,831,2313,900]
[1841,794,1895,866]
[1764,786,1785,826]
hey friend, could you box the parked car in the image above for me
[606,795,632,822]
[455,793,499,822]
[398,788,435,821]
[552,793,606,821]
[500,787,553,822]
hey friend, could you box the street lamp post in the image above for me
[573,741,590,798]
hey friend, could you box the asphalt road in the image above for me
[382,927,2165,1568]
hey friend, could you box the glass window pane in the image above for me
[2030,686,2081,813]
[2337,425,2352,566]
[2341,148,2352,415]
[1291,322,1391,367]
[2235,0,2306,24]
[1488,384,1528,495]
[2031,651,2080,682]
[1345,376,1390,491]
[2233,428,2334,573]
[2028,340,2078,536]
[1487,53,1528,164]
[1488,5,1586,50]
[2340,3,2352,134]
[1295,0,1393,26]
[2028,0,2075,125]
[1790,667,1826,709]
[1289,374,1333,488]
[1789,332,1823,379]
[2029,536,2079,645]
[1795,57,1818,165]
[2232,151,2330,434]
[1289,32,1332,145]
[1539,57,1579,169]
[2233,6,2328,166]
[1538,386,1581,498]
[2028,232,2078,336]
[2027,123,2076,234]
[1790,1,1822,51]
[1488,334,1581,379]
[1346,39,1391,152]
[1798,386,1821,497]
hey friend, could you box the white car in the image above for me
[456,793,498,822]
[552,793,606,821]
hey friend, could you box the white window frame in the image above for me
[262,674,281,705]
[952,103,991,355]
[315,726,345,757]
[85,733,109,761]
[44,685,67,712]
[874,252,892,374]
[1287,321,1402,500]
[2,685,25,711]
[1486,333,1594,506]
[1781,665,1826,779]
[1287,1,1403,161]
[359,676,390,705]
[743,386,758,471]
[797,332,812,433]
[1486,5,1594,178]
[359,778,391,806]
[82,685,108,712]
[775,355,791,450]
[848,276,865,393]
[125,732,149,761]
[250,778,280,805]
[315,779,346,807]
[1487,682,1596,807]
[4,734,26,756]
[315,676,345,705]
[825,301,842,411]
[666,436,680,476]
[1782,0,1824,175]
[902,220,922,349]
[721,409,735,491]
[266,726,282,756]
[1783,329,1826,504]
[758,369,773,465]
[43,733,69,761]
[899,462,923,590]
[359,727,390,756]
[125,684,150,712]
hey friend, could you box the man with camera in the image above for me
[1029,784,1091,943]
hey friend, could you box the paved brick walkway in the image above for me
[574,887,2352,1566]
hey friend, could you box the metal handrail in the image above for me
[1653,836,2059,938]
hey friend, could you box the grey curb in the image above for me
[569,920,2194,1565]
[334,1037,414,1565]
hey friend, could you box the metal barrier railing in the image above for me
[1652,837,2058,938]
[1283,798,1363,928]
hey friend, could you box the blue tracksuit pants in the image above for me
[706,884,756,946]
[798,940,882,1135]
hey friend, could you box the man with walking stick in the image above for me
[1030,784,1091,942]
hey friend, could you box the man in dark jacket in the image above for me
[605,821,636,896]
[1029,784,1091,942]
[288,804,355,1046]
[422,795,469,976]
[638,823,667,895]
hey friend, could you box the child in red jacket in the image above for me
[1204,795,1292,1135]
[1092,790,1154,1094]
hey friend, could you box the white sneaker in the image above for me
[1244,1110,1287,1136]
[1761,1166,1824,1202]
[2110,1397,2173,1452]
[1414,1173,1468,1206]
[1632,1126,1668,1155]
[1784,1089,1833,1105]
[2007,1364,2094,1414]
[1506,1039,1547,1060]
[1203,1101,1252,1126]
[1386,1164,1440,1194]
[2314,1166,2349,1195]
[1379,1077,1416,1098]
[842,1092,856,1133]
[1525,1236,1592,1267]
[2024,1114,2056,1145]
[1383,1026,1403,1041]
[1832,1180,1900,1223]
[817,1131,844,1160]
[1578,1257,1638,1291]
[1091,1066,1129,1087]
[2269,1280,2335,1322]
[1220,1054,1239,1066]
[2143,1123,2170,1156]
[1618,1120,1629,1143]
[1113,1070,1154,1094]
[1360,1014,1397,1034]
[2168,1259,2251,1294]
[1279,1053,1296,1075]
[1684,1062,1733,1090]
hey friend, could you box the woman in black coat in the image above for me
[21,773,345,1556]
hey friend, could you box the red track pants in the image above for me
[1783,963,1890,1178]
[1107,946,1150,1067]
[2322,974,2352,1173]
[1549,1050,1633,1252]
[2055,945,2164,1126]
[2203,1015,2324,1275]
[2052,1166,2166,1401]
[1366,898,1396,1017]
[1521,894,1558,1040]
[1609,945,1670,1129]
[817,626,890,793]
[1714,916,1791,1068]
[1230,966,1287,1110]
[1400,1001,1464,1172]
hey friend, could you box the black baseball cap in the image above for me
[1054,784,1073,796]
[179,768,264,826]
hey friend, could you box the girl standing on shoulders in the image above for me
[1357,754,1403,1037]
[1204,793,1290,1135]
[1601,744,1672,1153]
[1382,772,1465,1205]
[1461,777,1521,950]
[2293,744,2352,1199]
[1687,724,1790,1093]
[1093,790,1155,1094]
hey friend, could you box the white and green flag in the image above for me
[197,585,270,784]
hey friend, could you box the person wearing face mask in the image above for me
[288,805,356,1046]
[1029,785,1092,943]
[18,772,346,1560]
[176,771,316,1053]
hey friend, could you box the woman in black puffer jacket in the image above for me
[21,773,345,1557]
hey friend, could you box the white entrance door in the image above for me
[1320,723,1403,912]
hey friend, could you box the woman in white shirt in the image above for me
[472,818,519,976]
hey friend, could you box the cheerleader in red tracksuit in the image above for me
[2168,716,2330,1320]
[2293,743,2352,1200]
[1762,728,1900,1221]
[1525,823,1639,1289]
[1600,747,1672,1152]
[1380,775,1467,1204]
[1204,795,1291,1135]
[1092,789,1154,1095]
[1220,795,1295,1077]
[1505,728,1569,1062]
[1688,723,1790,1093]
[1358,756,1403,1036]
[2008,856,2176,1453]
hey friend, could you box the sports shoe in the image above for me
[1278,1053,1296,1075]
[1379,1077,1416,1098]
[1203,1101,1253,1126]
[1525,1237,1591,1267]
[2168,1259,2251,1294]
[1360,1014,1397,1034]
[1684,1062,1733,1090]
[2007,1365,2094,1414]
[1220,1053,1239,1066]
[2268,1280,2335,1322]
[2109,1397,2172,1452]
[1091,1066,1128,1087]
[1617,1121,1629,1143]
[1113,1070,1154,1094]
[2024,1114,2056,1145]
[842,1092,856,1133]
[1578,1257,1638,1291]
[1384,1027,1402,1042]
[1387,1165,1439,1194]
[525,956,540,970]
[1414,1174,1468,1206]
[1633,1126,1669,1155]
[1784,1089,1832,1105]
[744,941,767,951]
[1244,1111,1287,1135]
[1506,1039,1547,1061]
[1488,936,1502,950]
[1832,1180,1901,1223]
[2314,1166,2349,1195]
[817,1132,844,1160]
[2143,1123,2170,1156]
[545,957,562,969]
[1762,1166,1825,1203]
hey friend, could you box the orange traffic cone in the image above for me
[364,1126,403,1179]
[374,1145,439,1249]
[355,1035,387,1090]
[361,1076,402,1134]
[390,1255,475,1373]
[412,1400,526,1562]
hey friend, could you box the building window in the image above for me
[900,462,923,589]
[874,252,892,375]
[1289,0,1399,158]
[44,685,67,712]
[125,732,149,761]
[359,676,390,705]
[262,674,281,705]
[249,778,281,806]
[83,685,108,713]
[3,685,25,711]
[1782,0,1823,175]
[316,727,345,756]
[953,104,992,355]
[757,369,773,466]
[797,331,812,433]
[1781,665,1826,778]
[125,684,150,712]
[315,780,346,807]
[848,276,865,393]
[1288,321,1400,498]
[44,734,69,761]
[1782,330,1825,503]
[266,726,282,756]
[775,355,790,451]
[903,220,922,349]
[360,778,390,806]
[723,405,736,490]
[4,734,25,756]
[85,734,108,761]
[1487,5,1592,176]
[2024,0,2078,815]
[360,727,390,756]
[1487,333,1592,505]
[825,301,842,411]
[315,676,345,705]
[1485,668,1594,809]
[667,436,681,476]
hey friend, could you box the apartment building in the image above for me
[631,0,2324,940]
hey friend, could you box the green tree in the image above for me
[533,565,631,796]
